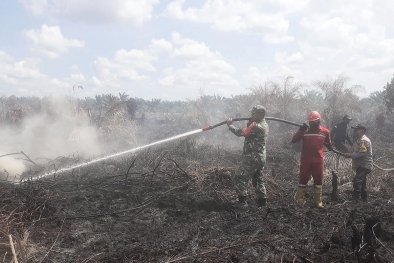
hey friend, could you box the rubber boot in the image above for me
[314,187,323,208]
[296,186,306,204]
[361,191,368,202]
[257,198,267,207]
[352,190,361,202]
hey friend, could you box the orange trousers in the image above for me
[299,162,324,186]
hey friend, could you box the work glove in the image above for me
[299,123,308,132]
[241,122,256,136]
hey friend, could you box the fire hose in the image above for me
[202,117,394,171]
[201,117,302,131]
[332,149,394,171]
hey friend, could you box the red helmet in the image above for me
[308,111,321,122]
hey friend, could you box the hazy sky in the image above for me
[1,0,394,101]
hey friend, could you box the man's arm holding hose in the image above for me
[324,129,333,151]
[291,123,308,143]
[227,118,243,137]
[343,139,370,159]
[227,118,261,137]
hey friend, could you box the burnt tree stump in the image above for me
[331,171,340,201]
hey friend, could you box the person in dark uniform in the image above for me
[331,115,353,153]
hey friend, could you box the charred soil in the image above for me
[1,144,394,263]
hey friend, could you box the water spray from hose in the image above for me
[23,129,203,182]
[23,117,303,182]
[22,116,393,182]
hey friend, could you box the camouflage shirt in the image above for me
[228,119,269,163]
[350,134,373,170]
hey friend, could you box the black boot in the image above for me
[257,198,267,207]
[361,191,368,202]
[352,190,361,202]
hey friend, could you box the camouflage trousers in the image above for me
[233,155,267,199]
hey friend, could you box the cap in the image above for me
[250,105,266,115]
[351,124,366,131]
[342,114,352,120]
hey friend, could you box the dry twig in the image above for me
[163,237,281,263]
[8,235,18,263]
[38,218,65,263]
[372,223,394,256]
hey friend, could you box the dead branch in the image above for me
[21,151,40,166]
[14,234,27,263]
[163,237,287,263]
[151,152,167,183]
[81,252,105,263]
[124,158,137,187]
[331,171,339,201]
[167,158,192,179]
[39,218,65,263]
[0,153,22,158]
[8,235,18,263]
[372,223,394,256]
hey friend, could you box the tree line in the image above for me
[1,73,393,144]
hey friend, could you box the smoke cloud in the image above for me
[0,96,102,181]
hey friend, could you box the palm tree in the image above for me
[119,92,129,102]
[368,91,384,105]
[383,75,394,113]
[299,89,325,114]
[313,73,363,127]
[250,75,306,120]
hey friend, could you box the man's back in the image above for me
[332,122,346,140]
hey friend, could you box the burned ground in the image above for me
[1,141,394,263]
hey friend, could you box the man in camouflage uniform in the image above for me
[226,105,269,207]
[344,124,373,202]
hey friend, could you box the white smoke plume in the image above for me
[0,96,103,181]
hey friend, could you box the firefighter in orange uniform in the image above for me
[291,111,333,208]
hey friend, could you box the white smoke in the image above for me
[0,96,103,181]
